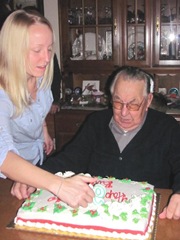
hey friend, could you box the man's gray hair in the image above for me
[110,66,154,96]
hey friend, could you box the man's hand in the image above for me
[159,193,180,220]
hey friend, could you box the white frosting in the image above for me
[14,172,156,240]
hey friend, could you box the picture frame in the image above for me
[82,80,100,95]
[10,0,44,15]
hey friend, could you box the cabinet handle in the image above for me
[114,18,117,36]
[156,17,159,36]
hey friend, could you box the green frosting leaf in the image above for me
[102,204,110,216]
[132,209,139,215]
[22,202,36,211]
[141,196,149,206]
[29,190,42,200]
[140,207,148,218]
[120,179,132,183]
[108,176,116,180]
[120,212,128,221]
[113,215,119,220]
[37,206,47,212]
[97,176,103,179]
[85,210,99,217]
[71,209,79,217]
[142,188,154,195]
[53,204,66,213]
[133,218,140,223]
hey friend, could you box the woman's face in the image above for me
[112,77,153,131]
[26,23,53,78]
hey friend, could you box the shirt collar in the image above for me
[109,111,147,135]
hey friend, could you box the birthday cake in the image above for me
[14,172,157,240]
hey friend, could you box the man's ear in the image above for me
[147,93,153,108]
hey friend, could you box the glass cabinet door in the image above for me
[68,0,113,61]
[124,0,151,66]
[154,0,180,65]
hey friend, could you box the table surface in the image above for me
[0,179,180,240]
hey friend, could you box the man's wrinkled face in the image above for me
[112,77,153,131]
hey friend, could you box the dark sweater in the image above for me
[43,108,180,192]
[51,54,61,104]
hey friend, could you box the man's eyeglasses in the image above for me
[112,98,145,111]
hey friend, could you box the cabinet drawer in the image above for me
[55,114,86,132]
[54,110,93,150]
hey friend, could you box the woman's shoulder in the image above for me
[0,89,13,111]
[0,88,10,100]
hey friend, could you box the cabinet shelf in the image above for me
[69,24,112,27]
[66,60,114,73]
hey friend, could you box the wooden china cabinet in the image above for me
[58,0,153,90]
[58,0,180,90]
[47,0,180,151]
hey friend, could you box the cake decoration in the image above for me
[93,184,106,205]
[14,171,157,240]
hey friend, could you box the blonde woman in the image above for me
[0,10,96,208]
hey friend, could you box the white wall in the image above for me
[43,0,60,65]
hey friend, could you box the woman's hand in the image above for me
[56,174,97,208]
[11,182,35,199]
[50,103,60,114]
[43,123,54,155]
[159,193,180,220]
[11,174,97,209]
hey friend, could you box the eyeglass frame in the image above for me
[112,97,146,111]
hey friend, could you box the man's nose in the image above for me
[121,104,129,115]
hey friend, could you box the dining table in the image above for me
[0,178,179,240]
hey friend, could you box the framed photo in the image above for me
[10,0,44,15]
[82,80,100,95]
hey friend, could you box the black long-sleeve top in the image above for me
[43,108,180,193]
[51,54,61,103]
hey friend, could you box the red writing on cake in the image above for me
[96,180,128,202]
[96,180,113,188]
[106,190,128,202]
[47,196,61,203]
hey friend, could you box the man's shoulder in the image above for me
[148,108,179,126]
[88,108,113,120]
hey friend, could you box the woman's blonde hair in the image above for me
[0,10,55,116]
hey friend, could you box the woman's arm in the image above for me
[1,151,96,208]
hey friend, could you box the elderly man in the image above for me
[12,66,180,220]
